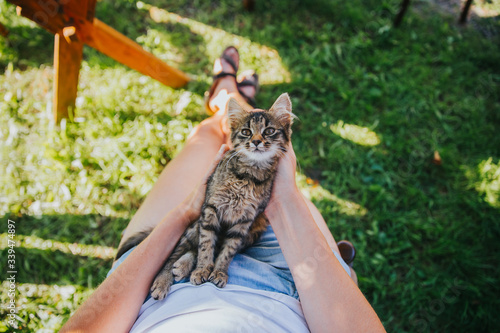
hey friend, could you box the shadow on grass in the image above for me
[1,247,112,287]
[1,0,211,74]
[1,214,127,247]
[1,0,500,331]
[1,213,125,287]
[0,24,54,71]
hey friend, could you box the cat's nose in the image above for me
[252,140,262,146]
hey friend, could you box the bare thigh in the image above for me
[118,114,226,248]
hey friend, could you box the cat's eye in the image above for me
[241,129,252,136]
[264,128,276,135]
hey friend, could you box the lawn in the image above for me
[1,0,499,331]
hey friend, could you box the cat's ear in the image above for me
[227,98,248,129]
[269,93,294,127]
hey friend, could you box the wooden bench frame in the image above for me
[7,0,190,123]
[395,0,475,27]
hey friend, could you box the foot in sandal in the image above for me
[205,46,240,115]
[205,46,258,115]
[237,70,259,108]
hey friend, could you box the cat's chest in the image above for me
[209,178,268,223]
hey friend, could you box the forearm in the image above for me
[267,190,385,333]
[61,206,191,333]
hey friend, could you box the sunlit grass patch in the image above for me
[0,234,116,259]
[330,120,381,147]
[1,0,500,331]
[0,65,198,217]
[297,174,368,217]
[465,157,500,208]
[473,0,500,17]
[0,281,92,332]
[140,2,291,85]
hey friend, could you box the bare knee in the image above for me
[350,267,358,285]
[187,116,226,143]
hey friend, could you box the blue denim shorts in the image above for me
[109,225,351,300]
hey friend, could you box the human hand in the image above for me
[180,144,230,222]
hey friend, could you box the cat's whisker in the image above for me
[296,160,302,175]
[275,146,287,158]
[223,152,236,170]
[223,150,241,170]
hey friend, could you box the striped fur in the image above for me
[118,93,294,300]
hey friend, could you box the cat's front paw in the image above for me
[150,271,173,300]
[209,270,228,288]
[190,265,213,285]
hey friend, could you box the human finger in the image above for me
[278,142,297,176]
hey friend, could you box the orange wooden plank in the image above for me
[62,0,96,21]
[8,0,64,34]
[459,0,474,24]
[76,18,190,88]
[63,0,88,18]
[53,33,84,123]
[86,0,97,21]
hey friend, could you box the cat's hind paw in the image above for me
[150,272,173,300]
[172,252,196,282]
[190,265,213,285]
[209,270,228,288]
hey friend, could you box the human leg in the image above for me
[119,48,255,247]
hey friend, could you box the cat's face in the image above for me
[228,93,294,163]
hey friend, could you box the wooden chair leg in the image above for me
[459,0,474,25]
[53,32,83,123]
[76,19,190,89]
[243,0,255,11]
[394,0,411,27]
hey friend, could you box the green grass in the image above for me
[1,0,499,331]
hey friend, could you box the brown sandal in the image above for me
[204,46,239,114]
[237,70,259,108]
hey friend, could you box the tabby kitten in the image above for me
[116,93,294,301]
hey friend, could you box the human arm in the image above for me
[60,145,229,333]
[265,145,386,333]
